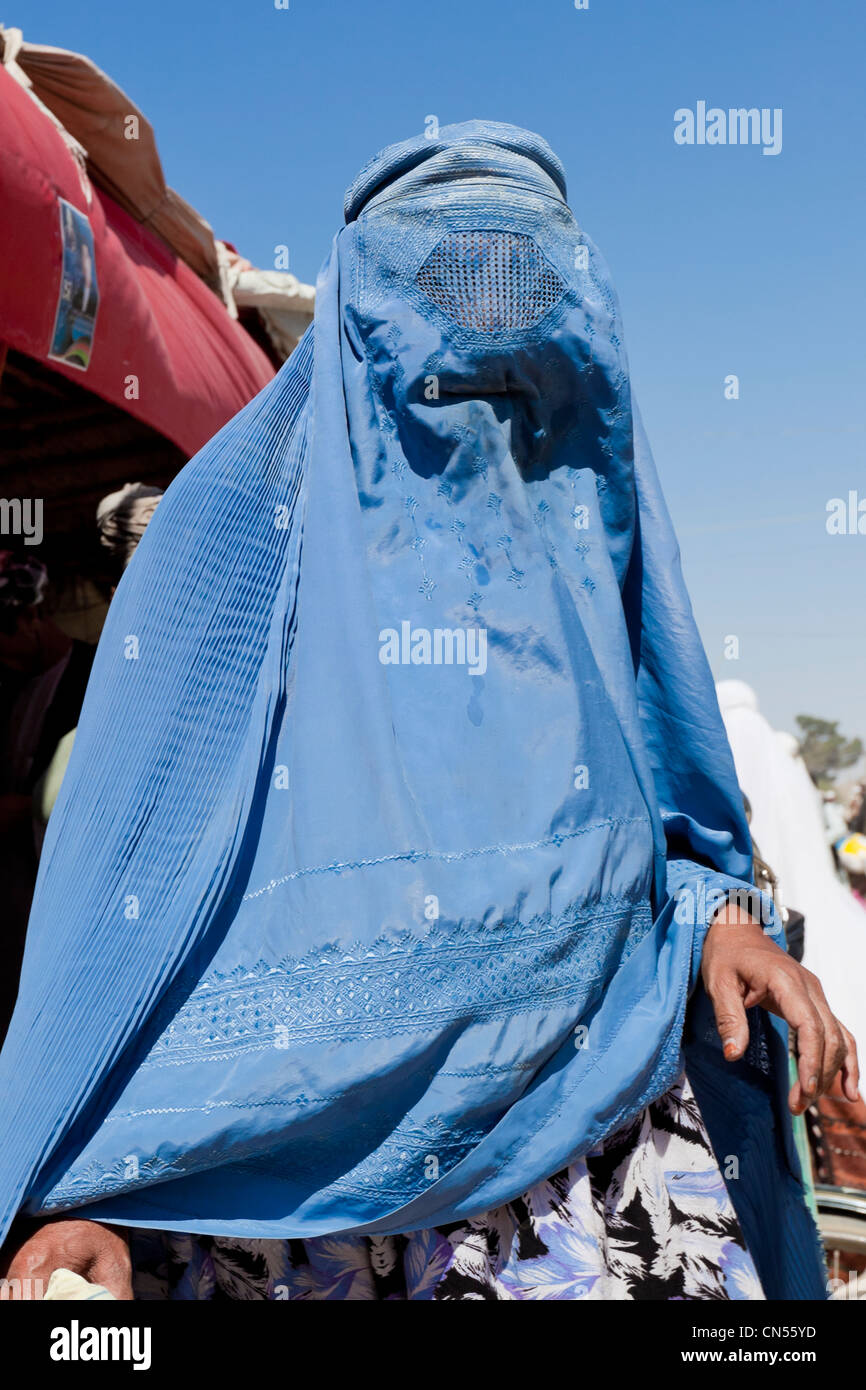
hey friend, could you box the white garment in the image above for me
[43,1268,115,1300]
[716,680,866,1051]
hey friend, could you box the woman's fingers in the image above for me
[3,1218,132,1299]
[90,1245,134,1300]
[806,976,848,1096]
[794,1017,825,1112]
[761,965,860,1111]
[702,921,860,1112]
[707,971,749,1060]
[767,969,826,1111]
[839,1021,861,1103]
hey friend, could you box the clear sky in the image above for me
[17,0,866,745]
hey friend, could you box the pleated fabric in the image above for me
[0,122,824,1297]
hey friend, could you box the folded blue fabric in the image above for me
[0,122,824,1296]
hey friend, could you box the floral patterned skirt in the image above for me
[130,1074,763,1301]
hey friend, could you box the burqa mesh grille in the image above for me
[416,230,565,332]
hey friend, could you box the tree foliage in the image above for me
[796,715,863,789]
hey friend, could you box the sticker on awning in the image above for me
[48,198,100,372]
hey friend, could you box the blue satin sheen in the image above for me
[0,123,824,1297]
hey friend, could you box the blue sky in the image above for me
[19,0,866,744]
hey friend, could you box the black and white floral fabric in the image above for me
[130,1075,763,1301]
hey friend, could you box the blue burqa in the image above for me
[0,123,825,1298]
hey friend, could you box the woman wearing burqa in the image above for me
[1,124,857,1301]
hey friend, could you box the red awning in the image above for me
[0,65,275,458]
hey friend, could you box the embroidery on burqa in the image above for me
[148,894,651,1064]
[39,894,653,1210]
[127,1076,765,1302]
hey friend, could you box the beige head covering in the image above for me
[96,482,163,569]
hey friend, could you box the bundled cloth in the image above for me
[96,484,163,572]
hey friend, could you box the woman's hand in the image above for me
[701,906,860,1115]
[2,1217,133,1300]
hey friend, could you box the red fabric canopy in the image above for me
[0,66,275,456]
